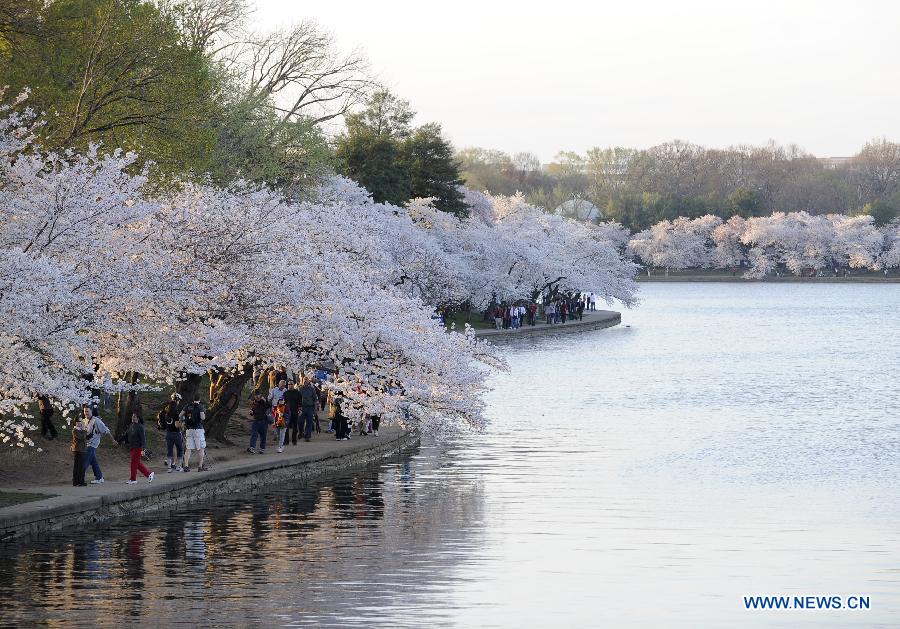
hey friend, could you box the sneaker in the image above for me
[373,431,378,436]
[167,467,174,473]
[176,466,184,472]
[183,467,191,472]
[277,447,283,453]
[246,448,255,454]
[148,471,155,483]
[258,449,265,454]
[126,480,138,485]
[90,478,105,484]
[305,437,311,442]
[198,465,208,472]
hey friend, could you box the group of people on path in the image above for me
[157,393,209,474]
[490,303,538,330]
[248,376,321,454]
[67,393,210,487]
[488,292,599,331]
[62,368,391,487]
[246,372,383,455]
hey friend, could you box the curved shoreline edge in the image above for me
[0,428,420,542]
[473,309,621,339]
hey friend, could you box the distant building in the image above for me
[553,198,602,222]
[819,156,856,170]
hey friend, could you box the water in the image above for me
[2,283,899,627]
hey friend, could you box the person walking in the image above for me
[248,391,269,454]
[71,418,88,487]
[83,406,111,484]
[125,413,154,484]
[158,393,184,473]
[181,395,207,471]
[330,393,350,441]
[282,382,301,446]
[274,399,288,453]
[299,377,319,442]
[268,379,287,409]
[38,395,58,440]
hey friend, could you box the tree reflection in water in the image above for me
[0,442,487,626]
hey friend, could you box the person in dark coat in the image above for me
[71,420,87,486]
[248,391,269,454]
[38,395,58,440]
[298,377,320,442]
[282,382,301,446]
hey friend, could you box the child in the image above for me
[71,419,87,487]
[125,412,154,484]
[274,398,288,453]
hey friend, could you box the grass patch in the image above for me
[0,491,55,508]
[443,311,495,331]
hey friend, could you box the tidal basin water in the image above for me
[2,282,899,627]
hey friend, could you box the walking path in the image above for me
[474,309,621,338]
[0,425,416,541]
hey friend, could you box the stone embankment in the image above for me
[0,426,418,542]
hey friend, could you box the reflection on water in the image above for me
[2,283,899,627]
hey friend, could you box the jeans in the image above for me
[84,446,103,480]
[275,426,287,448]
[301,407,316,440]
[249,420,268,450]
[165,431,184,463]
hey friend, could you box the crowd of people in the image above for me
[247,370,389,454]
[488,292,599,330]
[62,367,393,487]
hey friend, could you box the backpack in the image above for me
[184,403,205,429]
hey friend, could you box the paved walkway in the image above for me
[0,426,409,539]
[474,309,621,338]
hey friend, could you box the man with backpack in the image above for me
[158,393,184,473]
[180,395,207,472]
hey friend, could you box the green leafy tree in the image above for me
[862,197,900,226]
[726,187,766,218]
[401,123,467,216]
[336,130,410,205]
[0,0,218,174]
[337,90,466,214]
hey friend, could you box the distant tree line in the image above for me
[459,139,900,230]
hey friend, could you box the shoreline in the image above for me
[0,426,418,542]
[474,309,621,338]
[637,273,900,283]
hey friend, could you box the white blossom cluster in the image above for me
[0,96,639,448]
[628,213,900,278]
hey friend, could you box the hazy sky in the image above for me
[253,0,900,161]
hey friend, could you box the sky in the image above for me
[253,0,900,161]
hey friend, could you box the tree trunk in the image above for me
[148,372,202,428]
[204,364,253,443]
[114,371,142,442]
[253,368,270,397]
